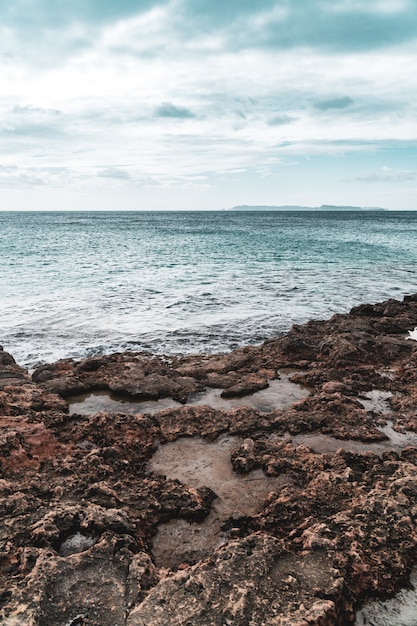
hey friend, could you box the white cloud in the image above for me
[0,1,417,208]
[355,167,417,182]
[97,167,132,180]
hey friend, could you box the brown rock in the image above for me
[2,294,417,624]
[127,534,343,626]
[0,347,31,389]
[221,375,269,398]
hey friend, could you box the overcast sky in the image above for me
[1,0,417,210]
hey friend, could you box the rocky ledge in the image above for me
[1,295,417,625]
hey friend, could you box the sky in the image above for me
[1,0,417,210]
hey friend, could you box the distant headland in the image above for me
[227,204,387,211]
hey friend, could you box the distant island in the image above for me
[227,204,387,211]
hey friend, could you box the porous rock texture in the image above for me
[1,295,417,624]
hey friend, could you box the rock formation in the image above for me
[1,294,417,624]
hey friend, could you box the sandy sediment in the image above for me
[1,294,417,624]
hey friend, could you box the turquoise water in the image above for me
[1,210,416,368]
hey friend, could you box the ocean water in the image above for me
[1,210,416,369]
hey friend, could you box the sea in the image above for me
[1,210,417,369]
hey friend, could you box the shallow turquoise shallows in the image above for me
[1,210,416,367]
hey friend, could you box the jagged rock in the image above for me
[0,347,31,389]
[1,294,417,624]
[127,534,343,626]
[220,375,269,398]
[2,535,158,626]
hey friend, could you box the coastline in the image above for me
[2,294,417,624]
[3,209,417,371]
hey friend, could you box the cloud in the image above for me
[154,102,196,119]
[97,166,131,180]
[263,4,414,52]
[267,114,297,126]
[0,106,65,145]
[313,96,354,111]
[1,51,13,63]
[0,164,70,188]
[179,0,278,29]
[12,105,61,116]
[324,0,412,16]
[0,0,164,29]
[0,121,65,141]
[0,1,168,68]
[2,0,416,72]
[166,0,417,54]
[354,166,417,182]
[0,0,417,209]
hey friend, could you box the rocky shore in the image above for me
[2,294,417,625]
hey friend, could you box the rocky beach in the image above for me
[2,294,417,625]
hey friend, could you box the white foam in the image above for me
[356,569,417,625]
[407,327,417,341]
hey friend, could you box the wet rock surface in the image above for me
[1,295,417,624]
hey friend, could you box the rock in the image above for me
[127,534,343,626]
[220,375,269,398]
[2,535,158,626]
[2,294,417,624]
[155,405,230,442]
[322,381,348,394]
[0,347,31,389]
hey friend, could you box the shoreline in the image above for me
[2,294,417,624]
[3,210,417,373]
